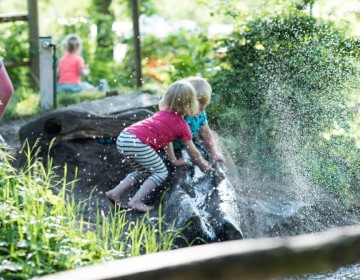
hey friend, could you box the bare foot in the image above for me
[106,190,120,203]
[106,191,128,209]
[128,201,154,212]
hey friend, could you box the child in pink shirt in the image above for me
[0,60,14,120]
[57,34,94,93]
[106,80,212,212]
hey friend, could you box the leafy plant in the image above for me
[0,143,186,279]
[207,12,360,196]
[0,22,30,89]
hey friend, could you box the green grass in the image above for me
[56,91,106,108]
[0,142,185,279]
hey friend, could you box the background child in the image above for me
[106,80,212,212]
[0,60,14,120]
[0,59,14,147]
[57,34,95,93]
[168,76,226,166]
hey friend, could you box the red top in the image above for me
[126,110,192,150]
[58,53,84,84]
[0,61,14,119]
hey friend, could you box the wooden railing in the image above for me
[0,13,30,68]
[38,225,360,280]
[0,13,27,23]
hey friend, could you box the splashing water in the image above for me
[212,17,360,278]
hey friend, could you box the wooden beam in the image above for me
[3,61,30,68]
[39,225,360,280]
[131,0,143,88]
[27,0,40,88]
[0,13,28,23]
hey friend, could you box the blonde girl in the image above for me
[106,80,212,212]
[57,34,94,93]
[169,76,226,165]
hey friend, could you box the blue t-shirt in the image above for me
[173,111,207,150]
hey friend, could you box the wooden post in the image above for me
[131,0,143,88]
[27,0,40,87]
[39,37,55,111]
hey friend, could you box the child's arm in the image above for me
[164,142,187,167]
[79,65,90,76]
[182,140,212,173]
[77,56,90,76]
[199,124,226,164]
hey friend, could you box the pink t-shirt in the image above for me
[58,53,84,84]
[126,110,192,150]
[0,61,14,119]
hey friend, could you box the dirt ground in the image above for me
[0,117,165,235]
[0,118,25,153]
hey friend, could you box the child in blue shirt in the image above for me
[166,76,226,166]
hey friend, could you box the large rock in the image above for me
[18,92,243,245]
[19,92,160,149]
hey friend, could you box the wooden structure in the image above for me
[39,36,55,111]
[0,0,39,87]
[39,225,360,280]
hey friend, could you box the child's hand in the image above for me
[212,152,227,165]
[170,158,188,167]
[81,65,90,76]
[201,163,214,175]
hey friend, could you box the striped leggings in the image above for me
[116,131,168,187]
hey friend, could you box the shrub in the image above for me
[208,13,360,196]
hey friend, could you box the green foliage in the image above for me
[303,136,360,203]
[56,91,106,108]
[0,22,30,89]
[166,31,216,81]
[208,13,360,195]
[0,144,185,279]
[89,0,114,60]
[139,31,217,85]
[2,88,40,121]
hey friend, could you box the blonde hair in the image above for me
[61,34,82,54]
[185,76,212,106]
[159,81,199,116]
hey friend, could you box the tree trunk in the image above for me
[92,0,114,59]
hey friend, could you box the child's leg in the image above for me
[127,162,168,212]
[106,131,145,206]
[128,179,157,212]
[106,175,137,204]
[110,131,168,211]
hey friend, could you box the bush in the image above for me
[0,22,30,89]
[208,13,360,196]
[139,30,217,85]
